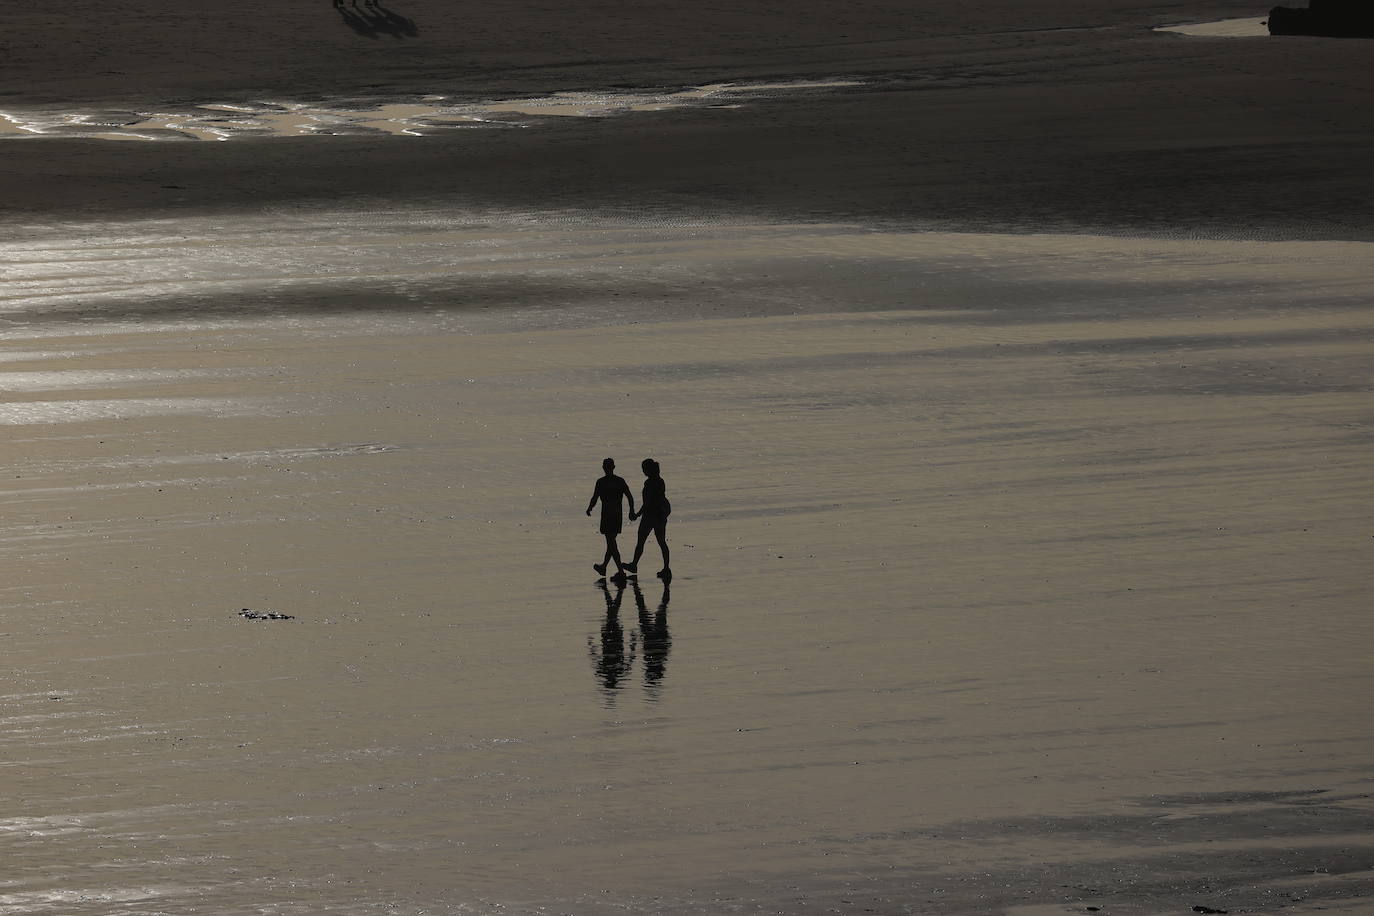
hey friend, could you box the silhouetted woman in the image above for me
[586,457,635,577]
[625,458,671,579]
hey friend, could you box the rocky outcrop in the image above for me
[1269,0,1374,36]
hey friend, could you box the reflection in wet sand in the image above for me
[0,397,252,425]
[589,581,637,701]
[588,579,671,704]
[0,369,248,392]
[632,580,671,698]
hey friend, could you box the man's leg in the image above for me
[595,533,615,575]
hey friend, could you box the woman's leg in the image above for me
[654,522,670,573]
[627,519,652,571]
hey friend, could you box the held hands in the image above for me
[629,511,639,521]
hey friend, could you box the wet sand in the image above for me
[3,216,1373,914]
[3,1,1374,914]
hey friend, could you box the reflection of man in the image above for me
[633,580,671,691]
[586,458,635,579]
[589,581,637,691]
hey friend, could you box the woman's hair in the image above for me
[642,458,660,475]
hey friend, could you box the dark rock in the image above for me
[1193,907,1229,915]
[1268,1,1374,37]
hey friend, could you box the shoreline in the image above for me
[5,1,1374,241]
[2,2,1265,109]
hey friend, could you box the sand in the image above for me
[2,1,1373,914]
[4,0,1374,238]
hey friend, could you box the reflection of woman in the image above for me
[632,580,671,692]
[625,458,671,579]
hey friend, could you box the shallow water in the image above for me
[0,80,861,142]
[2,209,1372,913]
[1156,19,1269,39]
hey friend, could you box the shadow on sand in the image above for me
[333,0,419,39]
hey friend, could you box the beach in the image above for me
[2,1,1373,914]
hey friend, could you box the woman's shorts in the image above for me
[637,514,667,538]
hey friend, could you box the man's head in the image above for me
[603,458,615,473]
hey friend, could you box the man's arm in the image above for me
[586,484,600,516]
[623,480,637,520]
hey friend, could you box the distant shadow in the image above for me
[333,0,420,39]
[589,581,637,699]
[631,579,671,696]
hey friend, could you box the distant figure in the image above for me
[586,458,635,578]
[334,0,380,38]
[333,0,419,39]
[365,0,420,37]
[625,458,671,580]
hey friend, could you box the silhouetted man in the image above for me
[586,458,635,578]
[625,458,671,580]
